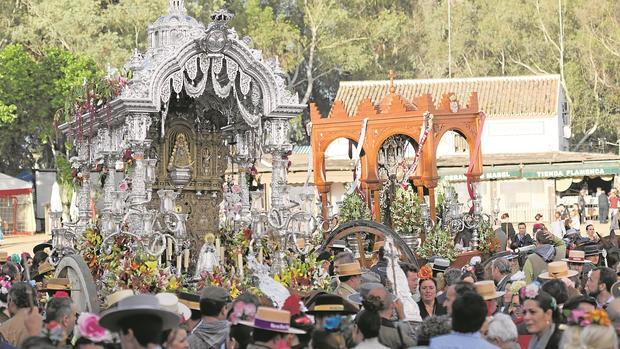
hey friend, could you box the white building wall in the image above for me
[481,117,562,154]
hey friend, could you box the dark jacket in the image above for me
[510,233,535,250]
[417,299,447,320]
[502,222,517,242]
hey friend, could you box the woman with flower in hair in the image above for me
[226,293,260,349]
[520,284,563,349]
[73,313,111,349]
[560,309,618,349]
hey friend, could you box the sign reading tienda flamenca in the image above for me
[439,161,619,182]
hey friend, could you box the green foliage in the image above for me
[477,220,501,255]
[417,224,457,262]
[338,186,371,223]
[0,103,16,124]
[389,186,421,235]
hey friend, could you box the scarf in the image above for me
[191,320,229,349]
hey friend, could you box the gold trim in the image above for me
[314,304,344,311]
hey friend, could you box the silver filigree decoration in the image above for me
[235,85,260,127]
[185,56,198,82]
[161,79,171,104]
[184,75,207,98]
[199,53,210,75]
[211,66,232,98]
[172,71,184,96]
[226,58,239,82]
[212,56,223,77]
[251,82,261,107]
[239,70,251,96]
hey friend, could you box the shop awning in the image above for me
[438,160,619,182]
[521,161,620,179]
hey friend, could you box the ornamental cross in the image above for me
[388,70,396,94]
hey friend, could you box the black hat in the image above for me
[33,242,53,255]
[306,294,358,315]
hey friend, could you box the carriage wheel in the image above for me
[54,254,100,314]
[321,220,419,268]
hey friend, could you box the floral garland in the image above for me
[75,313,111,343]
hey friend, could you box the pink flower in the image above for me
[232,184,241,194]
[77,313,110,342]
[118,181,128,192]
[524,284,539,299]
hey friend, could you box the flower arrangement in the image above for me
[389,185,421,235]
[567,309,611,327]
[75,313,111,343]
[0,275,12,297]
[417,224,457,261]
[477,221,500,255]
[338,186,371,223]
[274,253,332,294]
[79,228,182,300]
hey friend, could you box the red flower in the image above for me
[53,291,70,298]
[47,320,59,330]
[282,295,302,316]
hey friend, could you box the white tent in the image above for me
[0,173,36,235]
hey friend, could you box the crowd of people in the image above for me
[0,216,618,349]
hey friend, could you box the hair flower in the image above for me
[419,265,433,280]
[76,313,110,343]
[520,283,539,299]
[586,309,610,327]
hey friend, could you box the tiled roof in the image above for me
[333,75,561,118]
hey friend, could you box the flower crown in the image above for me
[567,309,611,327]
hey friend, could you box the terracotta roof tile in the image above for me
[332,75,561,118]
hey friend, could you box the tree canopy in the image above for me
[0,0,618,174]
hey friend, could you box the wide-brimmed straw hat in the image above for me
[238,307,305,334]
[306,293,359,315]
[563,250,587,264]
[474,280,505,300]
[177,291,200,311]
[539,261,579,280]
[337,261,362,277]
[156,293,191,322]
[99,294,180,332]
[432,258,450,272]
[40,278,77,292]
[105,289,135,309]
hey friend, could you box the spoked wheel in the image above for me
[54,254,100,314]
[321,220,419,268]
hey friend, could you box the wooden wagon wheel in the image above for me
[54,254,100,314]
[321,220,419,268]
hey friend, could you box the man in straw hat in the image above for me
[334,261,363,299]
[239,306,305,349]
[99,294,180,349]
[538,261,578,280]
[474,280,504,316]
[177,291,202,333]
[188,286,230,349]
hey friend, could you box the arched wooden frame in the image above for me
[310,90,483,223]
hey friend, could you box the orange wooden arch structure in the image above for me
[310,74,484,223]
